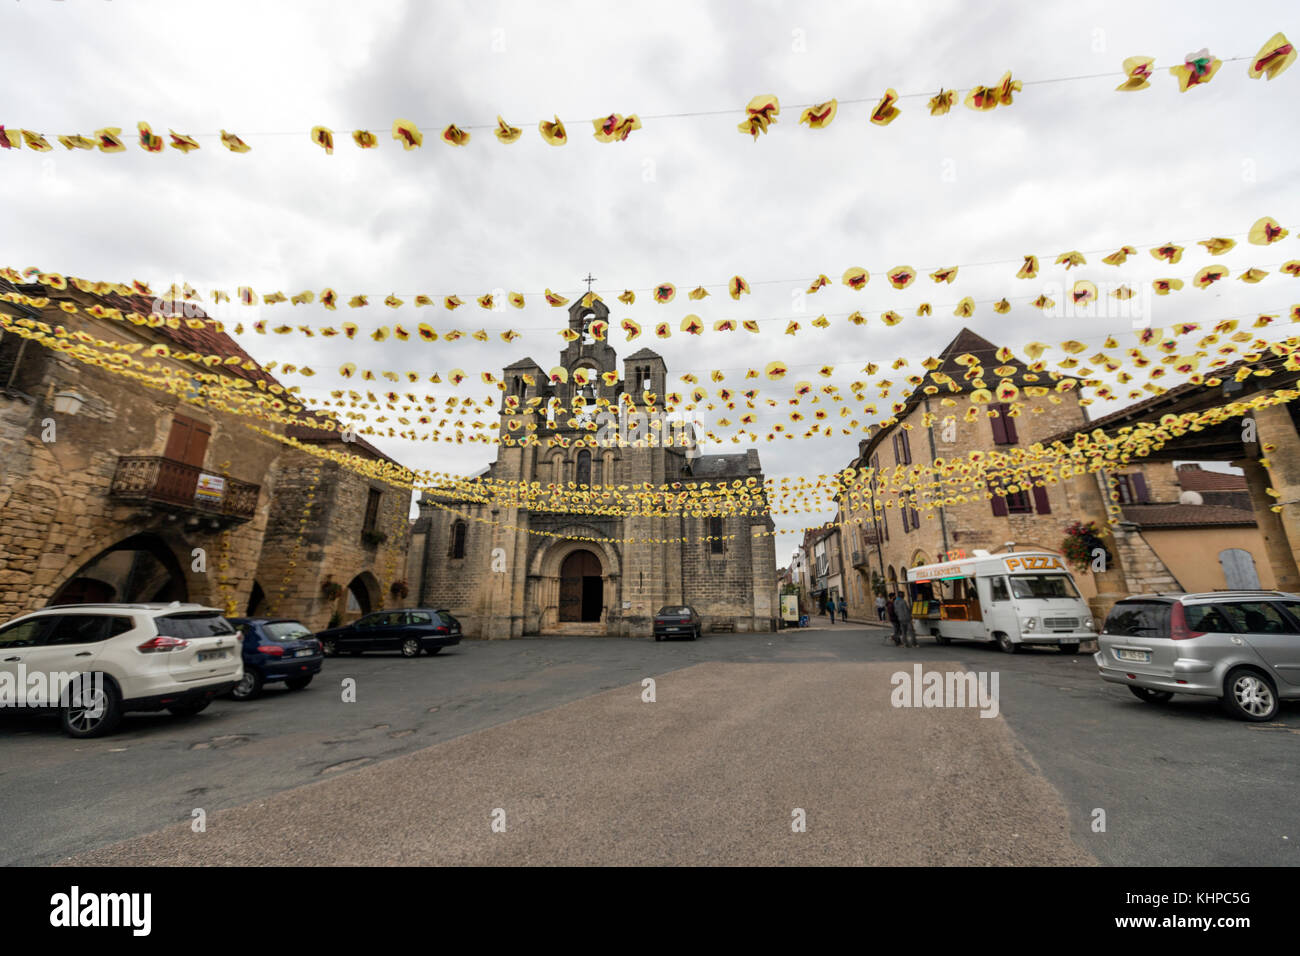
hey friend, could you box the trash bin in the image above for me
[799,614,809,628]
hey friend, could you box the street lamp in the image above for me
[52,390,86,415]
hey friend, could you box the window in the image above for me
[409,612,433,625]
[157,613,236,638]
[576,450,592,487]
[893,430,912,465]
[450,520,467,559]
[47,614,134,645]
[1008,574,1080,600]
[901,504,920,533]
[989,577,1011,602]
[709,516,724,553]
[990,403,1018,445]
[363,488,382,534]
[991,482,1051,517]
[1218,602,1299,634]
[0,617,53,648]
[263,621,313,641]
[1113,473,1150,504]
[1102,602,1170,637]
[1183,604,1236,633]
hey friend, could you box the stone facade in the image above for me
[411,297,778,638]
[0,282,410,626]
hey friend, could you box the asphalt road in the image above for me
[1,623,1295,865]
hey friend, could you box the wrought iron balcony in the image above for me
[853,550,871,569]
[109,456,260,524]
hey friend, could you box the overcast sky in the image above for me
[3,0,1298,559]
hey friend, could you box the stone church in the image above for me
[410,296,778,638]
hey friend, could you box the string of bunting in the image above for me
[5,214,1294,318]
[1,33,1292,156]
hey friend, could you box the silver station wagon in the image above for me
[1095,592,1300,721]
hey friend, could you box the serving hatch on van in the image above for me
[905,550,1095,654]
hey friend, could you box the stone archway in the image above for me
[527,531,622,634]
[344,572,382,621]
[48,533,189,606]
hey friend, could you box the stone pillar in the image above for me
[1249,401,1300,588]
[1233,456,1300,592]
[1069,469,1130,623]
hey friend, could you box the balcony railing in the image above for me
[853,550,871,569]
[110,456,260,523]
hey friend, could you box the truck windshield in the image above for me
[1008,574,1079,599]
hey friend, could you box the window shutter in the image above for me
[892,434,900,465]
[991,491,1008,517]
[990,406,1008,445]
[1032,485,1051,514]
[1131,473,1150,503]
[900,431,912,464]
[1002,407,1018,444]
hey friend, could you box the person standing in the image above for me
[839,597,848,623]
[822,598,831,620]
[886,591,901,646]
[875,594,886,622]
[894,591,917,648]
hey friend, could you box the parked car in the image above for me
[1095,591,1300,721]
[0,603,241,737]
[653,606,702,641]
[226,618,323,700]
[316,609,461,657]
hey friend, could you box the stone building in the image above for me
[410,296,778,638]
[835,327,1291,619]
[0,278,410,625]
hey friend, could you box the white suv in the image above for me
[0,603,243,737]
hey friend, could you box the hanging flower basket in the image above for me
[389,579,409,600]
[1062,520,1111,572]
[320,579,343,601]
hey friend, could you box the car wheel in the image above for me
[231,669,263,701]
[1058,642,1080,655]
[284,676,313,691]
[322,639,338,657]
[996,633,1018,654]
[690,627,699,641]
[1129,686,1174,704]
[1222,668,1279,722]
[400,638,421,658]
[167,699,211,718]
[60,676,122,739]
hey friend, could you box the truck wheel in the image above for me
[996,633,1018,654]
[933,631,950,645]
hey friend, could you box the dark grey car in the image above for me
[1095,591,1300,721]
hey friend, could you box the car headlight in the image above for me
[1021,617,1037,631]
[1084,618,1095,630]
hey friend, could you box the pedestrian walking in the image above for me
[894,591,917,648]
[839,597,848,623]
[886,591,901,646]
[875,594,886,621]
[821,598,831,619]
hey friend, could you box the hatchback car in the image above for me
[1095,591,1300,721]
[653,606,702,641]
[226,618,323,700]
[316,608,462,657]
[0,603,241,737]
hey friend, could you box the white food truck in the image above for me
[905,550,1095,654]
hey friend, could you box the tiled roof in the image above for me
[1176,465,1247,492]
[1122,503,1256,528]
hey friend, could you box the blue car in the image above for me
[226,618,323,700]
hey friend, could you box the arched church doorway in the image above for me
[559,550,602,622]
[48,533,188,606]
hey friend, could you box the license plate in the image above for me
[198,650,227,662]
[294,649,314,657]
[1117,649,1150,662]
